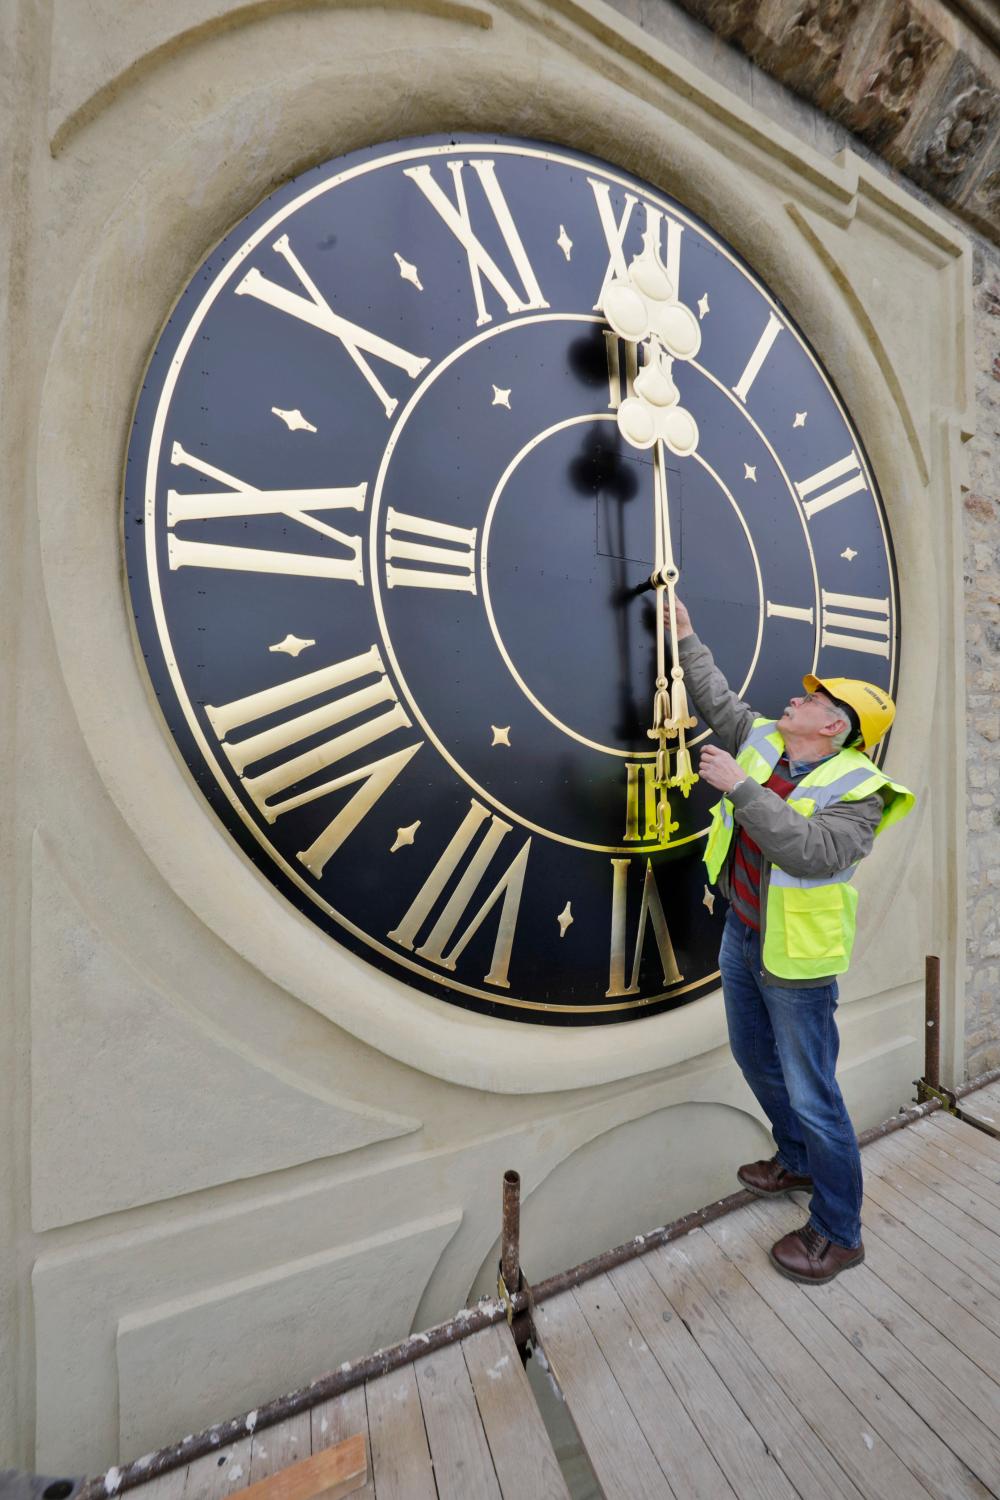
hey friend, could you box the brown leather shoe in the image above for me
[737,1153,813,1197]
[770,1222,865,1283]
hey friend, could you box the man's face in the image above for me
[777,690,845,741]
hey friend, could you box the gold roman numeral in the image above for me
[607,858,682,997]
[588,178,683,312]
[820,591,890,658]
[204,646,422,876]
[384,508,477,593]
[624,762,659,842]
[167,444,368,582]
[404,160,548,326]
[604,331,640,410]
[388,799,530,988]
[765,601,815,624]
[732,311,783,403]
[235,234,429,418]
[795,451,868,521]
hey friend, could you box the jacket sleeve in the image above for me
[729,781,884,878]
[677,632,760,755]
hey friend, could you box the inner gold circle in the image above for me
[479,414,766,757]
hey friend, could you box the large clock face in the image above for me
[124,134,899,1026]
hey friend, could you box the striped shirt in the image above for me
[730,754,834,931]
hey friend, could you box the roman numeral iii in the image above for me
[204,646,422,877]
[384,509,478,593]
[820,591,891,658]
[405,160,548,326]
[388,799,530,988]
[167,443,367,583]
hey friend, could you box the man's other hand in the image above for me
[663,596,693,639]
[699,745,745,792]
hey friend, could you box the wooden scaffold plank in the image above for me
[860,1179,1000,1341]
[757,1194,1000,1497]
[720,1199,991,1500]
[881,1122,1000,1212]
[127,1465,189,1499]
[365,1364,436,1500]
[569,1271,736,1500]
[958,1084,1000,1133]
[898,1121,1000,1216]
[922,1110,1000,1176]
[181,1435,254,1498]
[312,1386,374,1500]
[667,1227,925,1500]
[642,1234,867,1500]
[247,1412,312,1487]
[865,1134,1000,1266]
[861,1167,1000,1300]
[239,1435,366,1499]
[606,1252,795,1500]
[460,1320,570,1500]
[532,1286,675,1500]
[412,1341,501,1499]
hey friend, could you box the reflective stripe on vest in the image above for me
[703,719,915,978]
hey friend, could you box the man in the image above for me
[667,598,914,1284]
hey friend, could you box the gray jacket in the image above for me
[679,633,884,987]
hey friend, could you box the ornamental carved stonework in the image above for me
[788,0,859,59]
[973,167,1000,224]
[669,0,1000,244]
[847,4,945,151]
[902,51,1000,219]
[925,85,994,178]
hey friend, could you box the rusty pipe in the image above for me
[925,954,941,1090]
[501,1168,521,1298]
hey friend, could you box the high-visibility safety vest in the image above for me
[704,718,915,980]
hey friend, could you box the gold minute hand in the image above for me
[654,442,698,798]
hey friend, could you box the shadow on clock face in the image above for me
[486,418,759,758]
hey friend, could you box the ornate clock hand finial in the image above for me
[602,235,702,819]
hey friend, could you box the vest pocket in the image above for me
[782,885,847,961]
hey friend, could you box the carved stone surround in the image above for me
[671,0,1000,244]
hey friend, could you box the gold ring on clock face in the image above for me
[124,134,899,1024]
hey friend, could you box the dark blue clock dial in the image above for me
[123,134,899,1025]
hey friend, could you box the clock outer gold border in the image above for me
[138,141,899,1015]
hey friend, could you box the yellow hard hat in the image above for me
[801,674,896,752]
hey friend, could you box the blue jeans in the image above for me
[719,909,863,1250]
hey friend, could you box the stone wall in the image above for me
[966,238,1000,1074]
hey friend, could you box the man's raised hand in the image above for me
[663,595,693,640]
[698,745,744,792]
